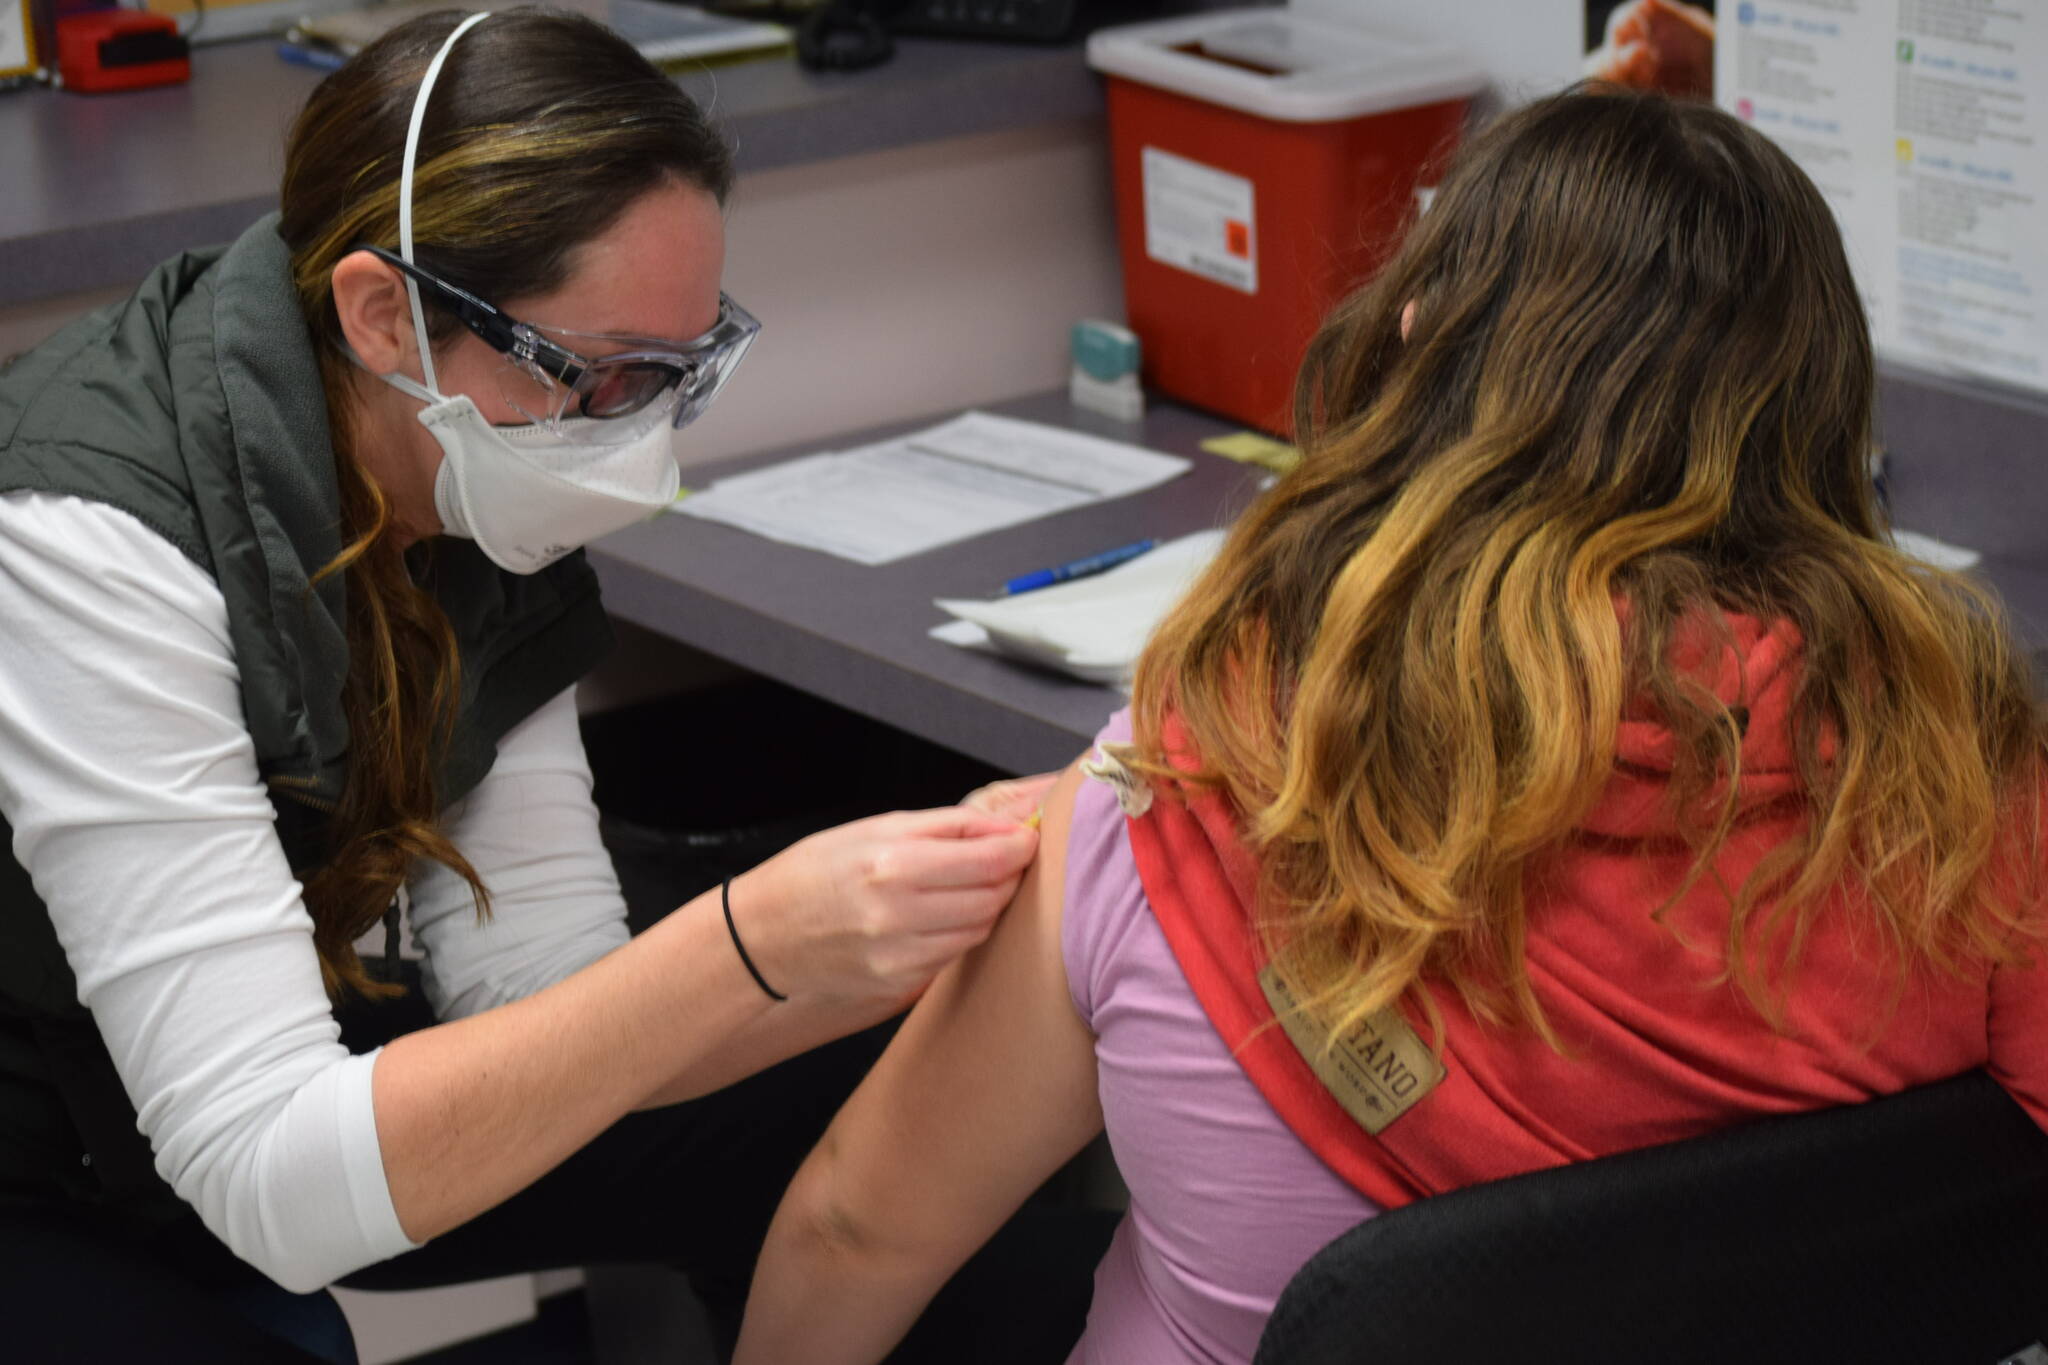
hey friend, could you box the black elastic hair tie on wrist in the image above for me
[722,878,787,1003]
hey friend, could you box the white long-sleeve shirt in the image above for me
[0,490,631,1291]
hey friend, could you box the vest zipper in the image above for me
[266,776,339,813]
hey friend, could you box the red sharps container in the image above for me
[1088,10,1482,433]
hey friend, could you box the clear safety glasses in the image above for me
[363,245,759,446]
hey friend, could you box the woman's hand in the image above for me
[729,807,1039,1006]
[1588,0,1716,98]
[960,772,1058,825]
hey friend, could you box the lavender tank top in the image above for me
[1060,711,1378,1365]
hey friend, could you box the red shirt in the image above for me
[1130,615,2048,1209]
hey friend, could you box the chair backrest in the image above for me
[1255,1071,2048,1365]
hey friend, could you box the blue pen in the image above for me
[1001,539,1156,596]
[277,40,346,71]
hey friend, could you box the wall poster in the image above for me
[1716,0,2046,397]
[2,0,41,87]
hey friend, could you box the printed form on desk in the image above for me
[673,412,1190,564]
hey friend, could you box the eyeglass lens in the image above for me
[493,355,686,427]
[580,361,688,420]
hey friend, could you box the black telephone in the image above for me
[882,0,1080,42]
[712,1,1079,43]
[709,1,1079,70]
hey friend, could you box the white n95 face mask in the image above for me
[378,370,682,575]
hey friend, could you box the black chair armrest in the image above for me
[1257,1071,2048,1365]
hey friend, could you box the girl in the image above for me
[735,88,2048,1364]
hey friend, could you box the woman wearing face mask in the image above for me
[0,9,1100,1358]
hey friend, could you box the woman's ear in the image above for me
[331,250,422,381]
[1400,299,1418,341]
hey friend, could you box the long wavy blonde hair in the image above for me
[1130,90,2044,1047]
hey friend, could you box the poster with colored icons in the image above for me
[1717,0,2048,398]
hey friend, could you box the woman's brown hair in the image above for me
[1130,89,2044,1047]
[277,7,733,997]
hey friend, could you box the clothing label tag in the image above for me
[1258,963,1445,1135]
[1142,147,1258,295]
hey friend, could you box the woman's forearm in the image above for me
[634,991,908,1111]
[372,881,768,1242]
[375,803,1039,1243]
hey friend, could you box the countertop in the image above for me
[0,23,1118,307]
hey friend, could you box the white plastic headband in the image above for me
[399,10,493,397]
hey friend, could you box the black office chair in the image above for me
[1254,1070,2048,1365]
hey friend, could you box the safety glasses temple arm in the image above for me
[356,244,586,385]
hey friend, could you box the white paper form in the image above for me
[675,412,1191,565]
[1718,0,2048,397]
[932,529,1227,687]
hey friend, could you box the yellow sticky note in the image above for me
[1201,431,1302,474]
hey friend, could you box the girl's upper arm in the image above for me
[799,756,1105,1268]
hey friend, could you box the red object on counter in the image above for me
[58,10,191,94]
[1089,11,1482,435]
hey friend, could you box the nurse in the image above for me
[0,8,1080,1357]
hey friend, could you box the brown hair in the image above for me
[1131,89,2044,1046]
[277,7,734,996]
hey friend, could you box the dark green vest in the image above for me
[0,216,614,1223]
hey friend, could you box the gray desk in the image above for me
[589,391,1263,775]
[0,31,1110,307]
[9,9,2038,638]
[590,386,2048,777]
[1879,365,2048,644]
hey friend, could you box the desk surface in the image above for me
[589,392,1263,775]
[591,388,2048,776]
[0,29,1110,308]
[9,9,2039,590]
